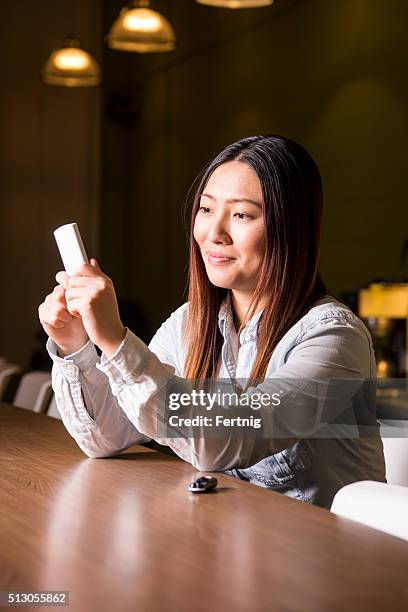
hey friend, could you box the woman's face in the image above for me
[193,160,266,294]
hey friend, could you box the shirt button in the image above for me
[125,373,139,385]
[64,367,79,383]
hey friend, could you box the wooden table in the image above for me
[1,404,407,612]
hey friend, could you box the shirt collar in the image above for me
[218,292,264,344]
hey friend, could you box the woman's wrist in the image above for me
[56,338,90,358]
[97,326,127,359]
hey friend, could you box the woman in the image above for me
[39,135,385,508]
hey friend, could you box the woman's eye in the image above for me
[197,206,252,220]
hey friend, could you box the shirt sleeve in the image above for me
[46,336,152,458]
[96,315,376,471]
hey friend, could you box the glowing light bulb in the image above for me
[54,48,91,71]
[107,4,176,53]
[123,10,161,32]
[42,38,101,87]
[196,0,273,7]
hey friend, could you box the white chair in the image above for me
[13,371,52,413]
[46,395,62,420]
[331,480,408,541]
[378,419,408,486]
[0,365,22,401]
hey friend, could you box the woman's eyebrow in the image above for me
[201,193,262,208]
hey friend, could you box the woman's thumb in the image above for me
[90,257,100,268]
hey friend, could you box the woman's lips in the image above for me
[207,253,235,266]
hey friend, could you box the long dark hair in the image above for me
[183,135,327,386]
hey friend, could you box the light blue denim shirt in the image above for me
[46,292,386,508]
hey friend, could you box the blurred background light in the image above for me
[107,0,176,53]
[42,37,101,87]
[195,0,274,9]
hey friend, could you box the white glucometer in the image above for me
[53,223,89,276]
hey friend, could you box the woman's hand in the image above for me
[38,285,89,357]
[57,259,126,358]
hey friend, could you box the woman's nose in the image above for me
[206,214,231,243]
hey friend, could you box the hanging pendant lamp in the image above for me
[107,0,176,53]
[42,37,101,87]
[196,0,274,7]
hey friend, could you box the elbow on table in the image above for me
[191,459,222,472]
[186,437,260,473]
[85,449,115,459]
[77,442,122,460]
[185,440,254,472]
[189,453,232,473]
[81,448,117,459]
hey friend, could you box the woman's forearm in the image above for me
[48,338,151,458]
